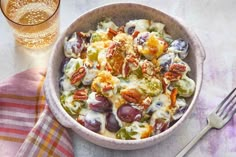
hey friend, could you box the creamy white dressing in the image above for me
[147,94,171,113]
[60,76,76,91]
[97,50,107,70]
[111,106,123,128]
[79,108,89,116]
[120,75,140,89]
[176,98,187,108]
[82,68,98,85]
[87,92,101,106]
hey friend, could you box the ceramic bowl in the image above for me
[44,3,205,150]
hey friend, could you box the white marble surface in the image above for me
[1,0,236,157]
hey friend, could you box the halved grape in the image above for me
[88,93,112,113]
[168,39,189,59]
[117,104,142,123]
[84,118,101,133]
[105,112,120,132]
[150,109,171,134]
[136,32,149,45]
[64,32,85,58]
[157,53,175,73]
[127,26,135,35]
[153,118,169,134]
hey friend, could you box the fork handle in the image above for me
[176,124,212,157]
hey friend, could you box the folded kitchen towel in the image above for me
[0,68,74,157]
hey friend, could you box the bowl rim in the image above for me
[46,2,205,146]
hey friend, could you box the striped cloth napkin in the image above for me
[0,68,74,157]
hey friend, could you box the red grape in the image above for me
[117,103,142,123]
[84,117,101,133]
[153,119,169,134]
[105,112,120,132]
[88,94,112,113]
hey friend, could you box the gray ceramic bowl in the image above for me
[44,3,205,150]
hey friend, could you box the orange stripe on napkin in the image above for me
[0,136,24,143]
[0,94,45,101]
[35,75,46,123]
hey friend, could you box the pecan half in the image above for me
[74,88,88,101]
[120,89,142,103]
[169,64,186,73]
[164,64,186,81]
[108,28,118,39]
[164,71,182,81]
[71,67,86,84]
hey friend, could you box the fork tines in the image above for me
[216,88,236,119]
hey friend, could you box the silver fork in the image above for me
[176,88,236,157]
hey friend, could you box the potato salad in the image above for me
[59,19,195,140]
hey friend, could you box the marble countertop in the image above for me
[1,0,236,157]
